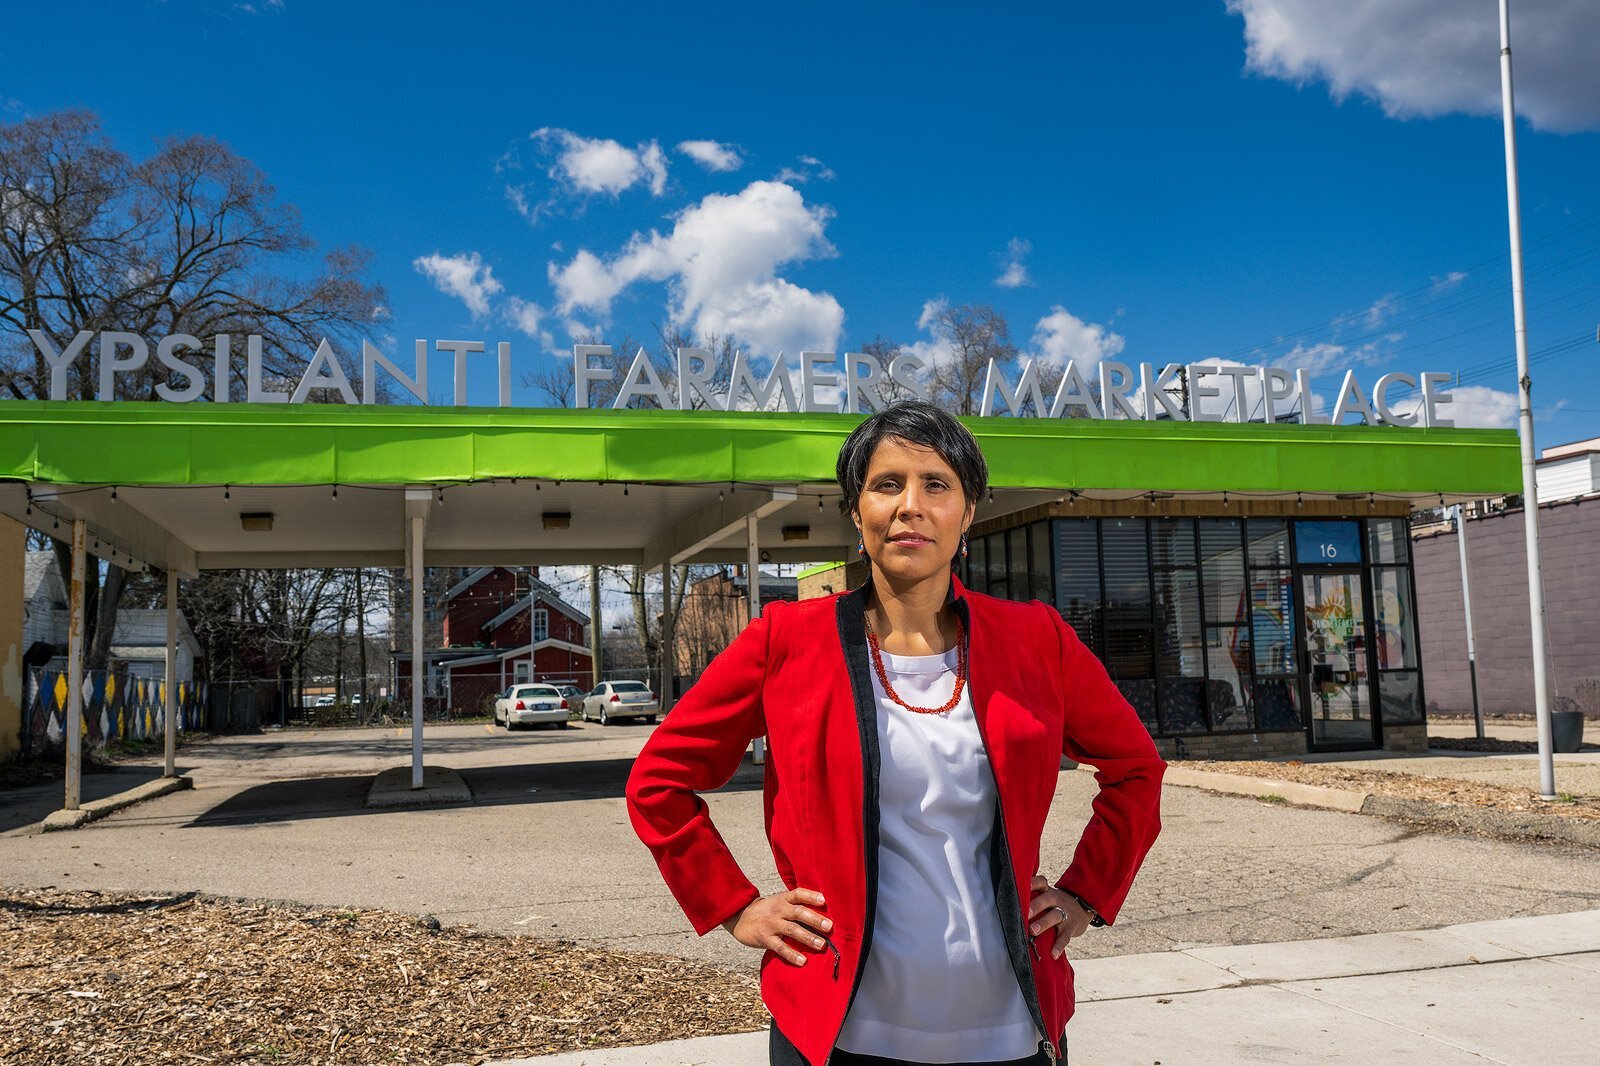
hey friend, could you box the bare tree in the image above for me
[922,303,1017,415]
[0,109,385,673]
[857,336,920,405]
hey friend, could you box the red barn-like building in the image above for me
[398,567,592,716]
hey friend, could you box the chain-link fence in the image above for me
[22,668,205,758]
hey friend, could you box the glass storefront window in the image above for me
[1029,522,1053,603]
[1205,626,1252,730]
[1249,571,1297,674]
[1254,677,1302,730]
[1372,567,1417,670]
[1106,622,1157,732]
[1155,568,1205,734]
[1247,518,1291,568]
[1054,519,1100,652]
[1008,527,1029,601]
[1151,518,1196,567]
[985,533,1006,597]
[1103,518,1152,614]
[1200,520,1246,624]
[966,533,986,593]
[1378,670,1423,725]
[1367,517,1411,565]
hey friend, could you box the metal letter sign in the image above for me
[24,330,1458,427]
[1294,521,1364,565]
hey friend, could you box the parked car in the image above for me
[494,684,570,730]
[580,680,659,725]
[313,694,336,707]
[556,684,585,704]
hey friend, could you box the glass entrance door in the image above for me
[1300,571,1376,750]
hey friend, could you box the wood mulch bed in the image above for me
[0,888,767,1065]
[1184,760,1600,819]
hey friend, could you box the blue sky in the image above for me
[5,1,1599,443]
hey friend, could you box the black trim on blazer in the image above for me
[951,592,1054,1055]
[821,580,885,1065]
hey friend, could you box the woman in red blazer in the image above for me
[627,401,1165,1065]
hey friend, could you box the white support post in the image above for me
[164,567,178,778]
[747,515,766,765]
[1453,507,1485,740]
[64,519,86,811]
[589,565,603,689]
[659,561,674,712]
[410,513,426,789]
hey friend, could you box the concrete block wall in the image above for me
[1414,499,1600,715]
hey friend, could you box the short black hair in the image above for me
[835,399,988,516]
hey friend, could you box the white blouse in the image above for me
[834,646,1039,1062]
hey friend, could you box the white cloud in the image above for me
[1392,383,1519,428]
[1031,306,1126,373]
[677,140,743,172]
[528,128,669,200]
[505,297,555,352]
[775,155,836,184]
[550,180,844,356]
[1228,0,1600,132]
[1432,270,1468,292]
[413,251,502,318]
[995,237,1033,289]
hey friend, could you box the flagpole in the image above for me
[1497,0,1556,799]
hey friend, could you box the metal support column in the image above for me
[659,561,674,712]
[410,512,426,789]
[589,565,603,688]
[64,519,86,811]
[164,567,179,777]
[1452,506,1485,740]
[747,515,766,765]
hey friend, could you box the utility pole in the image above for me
[1497,0,1556,798]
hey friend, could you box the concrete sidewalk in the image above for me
[485,909,1600,1065]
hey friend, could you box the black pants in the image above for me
[830,1050,1053,1066]
[771,1024,1058,1065]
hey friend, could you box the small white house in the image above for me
[23,551,200,683]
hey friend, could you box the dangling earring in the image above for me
[960,533,969,558]
[857,535,866,557]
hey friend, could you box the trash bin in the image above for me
[1551,710,1585,754]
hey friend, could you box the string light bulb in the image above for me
[224,485,230,501]
[331,484,339,500]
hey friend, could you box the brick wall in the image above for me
[1414,499,1600,715]
[1383,723,1428,753]
[1155,731,1307,762]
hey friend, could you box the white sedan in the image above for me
[580,680,659,725]
[494,684,571,730]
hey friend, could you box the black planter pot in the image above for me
[1551,710,1585,754]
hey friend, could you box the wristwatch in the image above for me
[1062,889,1106,928]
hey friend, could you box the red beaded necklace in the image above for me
[864,617,968,715]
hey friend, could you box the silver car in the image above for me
[494,684,570,730]
[581,680,659,725]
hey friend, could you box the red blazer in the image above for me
[626,574,1165,1065]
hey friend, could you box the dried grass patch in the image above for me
[1184,760,1600,819]
[0,888,766,1065]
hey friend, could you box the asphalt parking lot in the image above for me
[5,720,1600,969]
